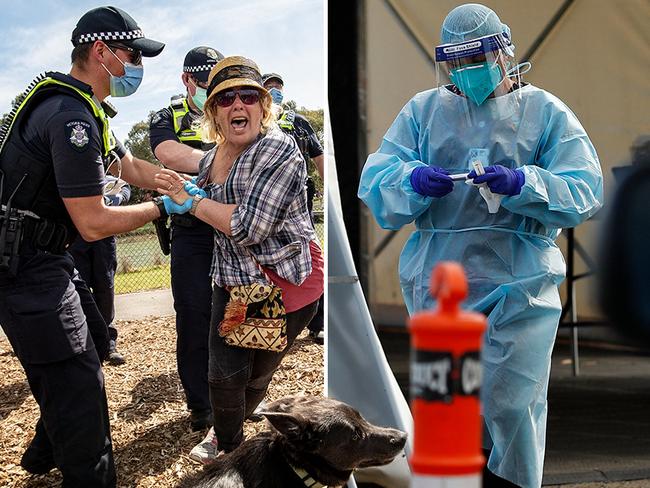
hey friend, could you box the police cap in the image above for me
[184,47,225,84]
[262,73,284,87]
[72,6,165,57]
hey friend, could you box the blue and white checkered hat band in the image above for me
[184,65,215,73]
[74,29,143,45]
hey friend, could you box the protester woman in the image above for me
[155,56,323,464]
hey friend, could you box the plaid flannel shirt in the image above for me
[197,127,317,287]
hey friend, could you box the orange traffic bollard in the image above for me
[408,262,487,488]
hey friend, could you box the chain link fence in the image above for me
[115,212,324,295]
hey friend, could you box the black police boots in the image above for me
[107,341,126,366]
[20,439,55,474]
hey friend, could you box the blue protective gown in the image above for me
[358,84,603,488]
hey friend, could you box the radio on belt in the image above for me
[408,261,487,488]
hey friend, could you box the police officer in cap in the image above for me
[263,72,325,343]
[149,46,224,432]
[263,73,324,180]
[0,6,188,486]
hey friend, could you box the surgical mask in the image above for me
[190,81,207,111]
[101,47,143,98]
[449,60,503,106]
[269,87,284,105]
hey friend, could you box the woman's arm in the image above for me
[155,168,236,235]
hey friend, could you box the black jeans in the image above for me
[307,295,324,334]
[207,286,319,451]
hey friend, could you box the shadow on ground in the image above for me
[117,372,184,422]
[0,380,30,419]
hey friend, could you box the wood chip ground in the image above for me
[0,317,323,487]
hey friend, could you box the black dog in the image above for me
[179,396,407,488]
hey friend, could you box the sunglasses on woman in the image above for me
[214,88,261,108]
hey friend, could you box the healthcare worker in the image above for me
[358,4,603,488]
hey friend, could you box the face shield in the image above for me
[435,33,529,125]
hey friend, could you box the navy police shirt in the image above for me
[149,101,215,153]
[22,93,124,199]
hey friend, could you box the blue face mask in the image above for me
[269,87,284,105]
[449,61,503,106]
[102,47,144,98]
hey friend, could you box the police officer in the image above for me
[149,46,223,431]
[262,73,325,343]
[0,6,179,486]
[68,176,131,366]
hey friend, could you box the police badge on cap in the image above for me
[183,46,225,84]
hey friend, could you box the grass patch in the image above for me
[114,222,323,294]
[115,264,171,294]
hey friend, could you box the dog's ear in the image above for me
[261,411,309,440]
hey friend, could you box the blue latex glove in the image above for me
[468,165,525,196]
[162,195,193,215]
[184,180,207,198]
[409,166,454,197]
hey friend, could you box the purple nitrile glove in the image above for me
[410,166,454,198]
[467,165,525,196]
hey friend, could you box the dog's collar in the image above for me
[290,464,327,488]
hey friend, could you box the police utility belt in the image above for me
[0,205,68,275]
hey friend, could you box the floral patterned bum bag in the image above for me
[218,253,287,352]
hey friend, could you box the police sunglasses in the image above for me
[106,43,142,66]
[214,89,261,108]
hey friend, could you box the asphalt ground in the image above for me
[377,328,650,487]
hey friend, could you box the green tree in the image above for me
[1,94,24,128]
[125,112,157,163]
[281,101,325,194]
[298,107,324,146]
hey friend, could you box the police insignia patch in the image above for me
[66,120,91,152]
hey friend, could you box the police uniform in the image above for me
[0,71,118,486]
[277,109,324,217]
[149,46,221,426]
[0,6,164,486]
[68,176,131,364]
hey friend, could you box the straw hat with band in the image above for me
[206,56,268,102]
